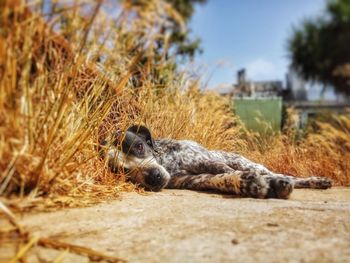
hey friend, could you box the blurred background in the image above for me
[190,0,350,132]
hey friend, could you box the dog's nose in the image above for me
[145,169,162,187]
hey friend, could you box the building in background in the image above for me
[284,66,350,128]
[231,69,283,133]
[285,67,307,101]
[232,69,283,98]
[229,67,350,131]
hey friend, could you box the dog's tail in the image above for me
[287,175,332,189]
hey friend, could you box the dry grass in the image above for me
[0,199,126,262]
[0,0,136,202]
[0,0,349,209]
[0,0,244,203]
[238,111,350,186]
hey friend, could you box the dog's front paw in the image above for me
[266,177,294,199]
[240,173,269,199]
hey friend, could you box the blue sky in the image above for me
[190,0,326,91]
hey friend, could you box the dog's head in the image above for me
[104,125,170,191]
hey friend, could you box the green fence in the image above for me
[232,97,282,133]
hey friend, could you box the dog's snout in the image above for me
[145,169,163,187]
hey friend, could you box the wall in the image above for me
[233,97,282,133]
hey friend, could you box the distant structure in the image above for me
[285,67,307,101]
[230,67,350,130]
[231,69,283,133]
[232,69,283,98]
[283,66,350,127]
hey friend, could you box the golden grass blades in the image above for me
[136,84,245,152]
[236,112,350,186]
[0,0,128,198]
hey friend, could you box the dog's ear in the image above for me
[127,125,155,148]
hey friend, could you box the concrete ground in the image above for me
[1,187,350,263]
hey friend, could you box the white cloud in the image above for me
[246,58,279,81]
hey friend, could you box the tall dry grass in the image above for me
[0,0,349,206]
[0,1,124,200]
[0,0,138,201]
[0,0,245,203]
[237,111,350,186]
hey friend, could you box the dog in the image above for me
[103,125,332,199]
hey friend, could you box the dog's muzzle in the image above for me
[142,167,170,191]
[144,168,165,191]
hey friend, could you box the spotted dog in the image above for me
[104,125,332,199]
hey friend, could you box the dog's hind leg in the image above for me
[211,150,332,191]
[167,170,293,199]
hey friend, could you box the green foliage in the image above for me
[115,0,207,88]
[288,0,350,94]
[165,0,206,59]
[166,0,206,22]
[126,0,206,61]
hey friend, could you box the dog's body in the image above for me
[106,125,332,199]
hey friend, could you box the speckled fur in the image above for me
[106,125,332,199]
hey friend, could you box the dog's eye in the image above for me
[136,143,144,153]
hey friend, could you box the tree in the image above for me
[164,0,207,59]
[288,0,350,94]
[114,0,206,88]
[121,0,206,61]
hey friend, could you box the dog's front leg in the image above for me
[167,170,293,199]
